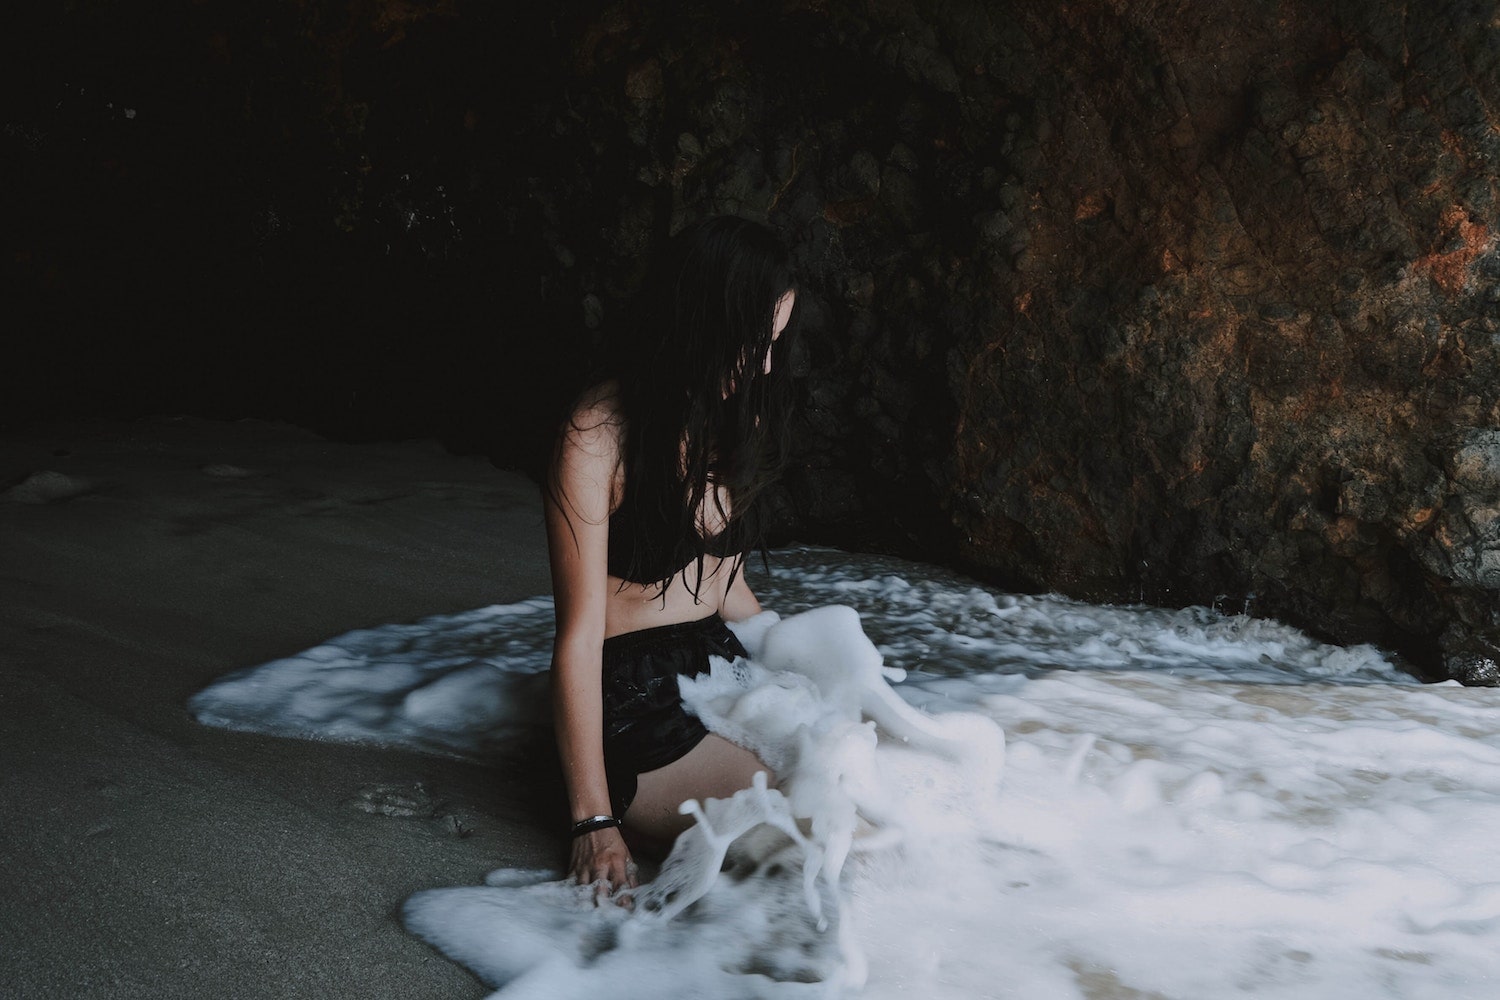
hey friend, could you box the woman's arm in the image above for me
[545,404,636,898]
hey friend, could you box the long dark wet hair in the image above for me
[552,215,797,597]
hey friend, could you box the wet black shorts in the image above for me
[600,612,748,818]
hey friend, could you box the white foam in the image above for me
[193,546,1500,998]
[189,597,556,758]
[3,470,95,504]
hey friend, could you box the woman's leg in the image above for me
[623,734,773,842]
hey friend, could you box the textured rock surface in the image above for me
[8,0,1500,680]
[528,0,1500,682]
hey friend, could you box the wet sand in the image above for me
[0,416,556,998]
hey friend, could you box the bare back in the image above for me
[547,384,760,643]
[604,554,751,637]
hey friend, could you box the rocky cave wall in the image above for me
[8,0,1500,681]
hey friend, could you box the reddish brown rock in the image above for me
[531,0,1500,681]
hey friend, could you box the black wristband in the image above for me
[570,815,621,838]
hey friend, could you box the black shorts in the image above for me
[600,612,748,818]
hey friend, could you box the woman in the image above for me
[544,216,797,901]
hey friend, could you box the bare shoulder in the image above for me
[552,381,625,515]
[560,381,625,462]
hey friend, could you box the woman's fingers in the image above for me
[589,865,634,906]
[610,858,637,910]
[570,829,637,905]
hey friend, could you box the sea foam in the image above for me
[402,603,1005,998]
[191,546,1500,999]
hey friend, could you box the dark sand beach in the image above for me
[1,416,556,998]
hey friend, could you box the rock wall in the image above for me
[8,0,1500,680]
[537,0,1500,681]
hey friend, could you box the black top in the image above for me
[606,494,746,587]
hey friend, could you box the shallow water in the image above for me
[192,547,1500,999]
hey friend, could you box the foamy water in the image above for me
[191,547,1500,999]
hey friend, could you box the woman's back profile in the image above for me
[544,216,797,900]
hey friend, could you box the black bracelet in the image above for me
[570,815,621,838]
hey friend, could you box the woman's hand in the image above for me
[570,825,639,904]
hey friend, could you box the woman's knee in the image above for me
[625,735,769,838]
